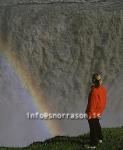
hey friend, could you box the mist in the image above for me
[0,0,123,147]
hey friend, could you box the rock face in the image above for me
[0,0,123,147]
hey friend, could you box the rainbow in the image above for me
[0,44,62,137]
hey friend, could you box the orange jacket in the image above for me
[85,85,107,119]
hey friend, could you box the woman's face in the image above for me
[96,75,101,80]
[96,75,102,85]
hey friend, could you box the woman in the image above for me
[85,73,107,149]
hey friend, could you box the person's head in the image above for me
[92,73,102,87]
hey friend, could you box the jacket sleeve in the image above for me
[85,89,98,114]
[99,87,107,114]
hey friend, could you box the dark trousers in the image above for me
[88,118,103,146]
